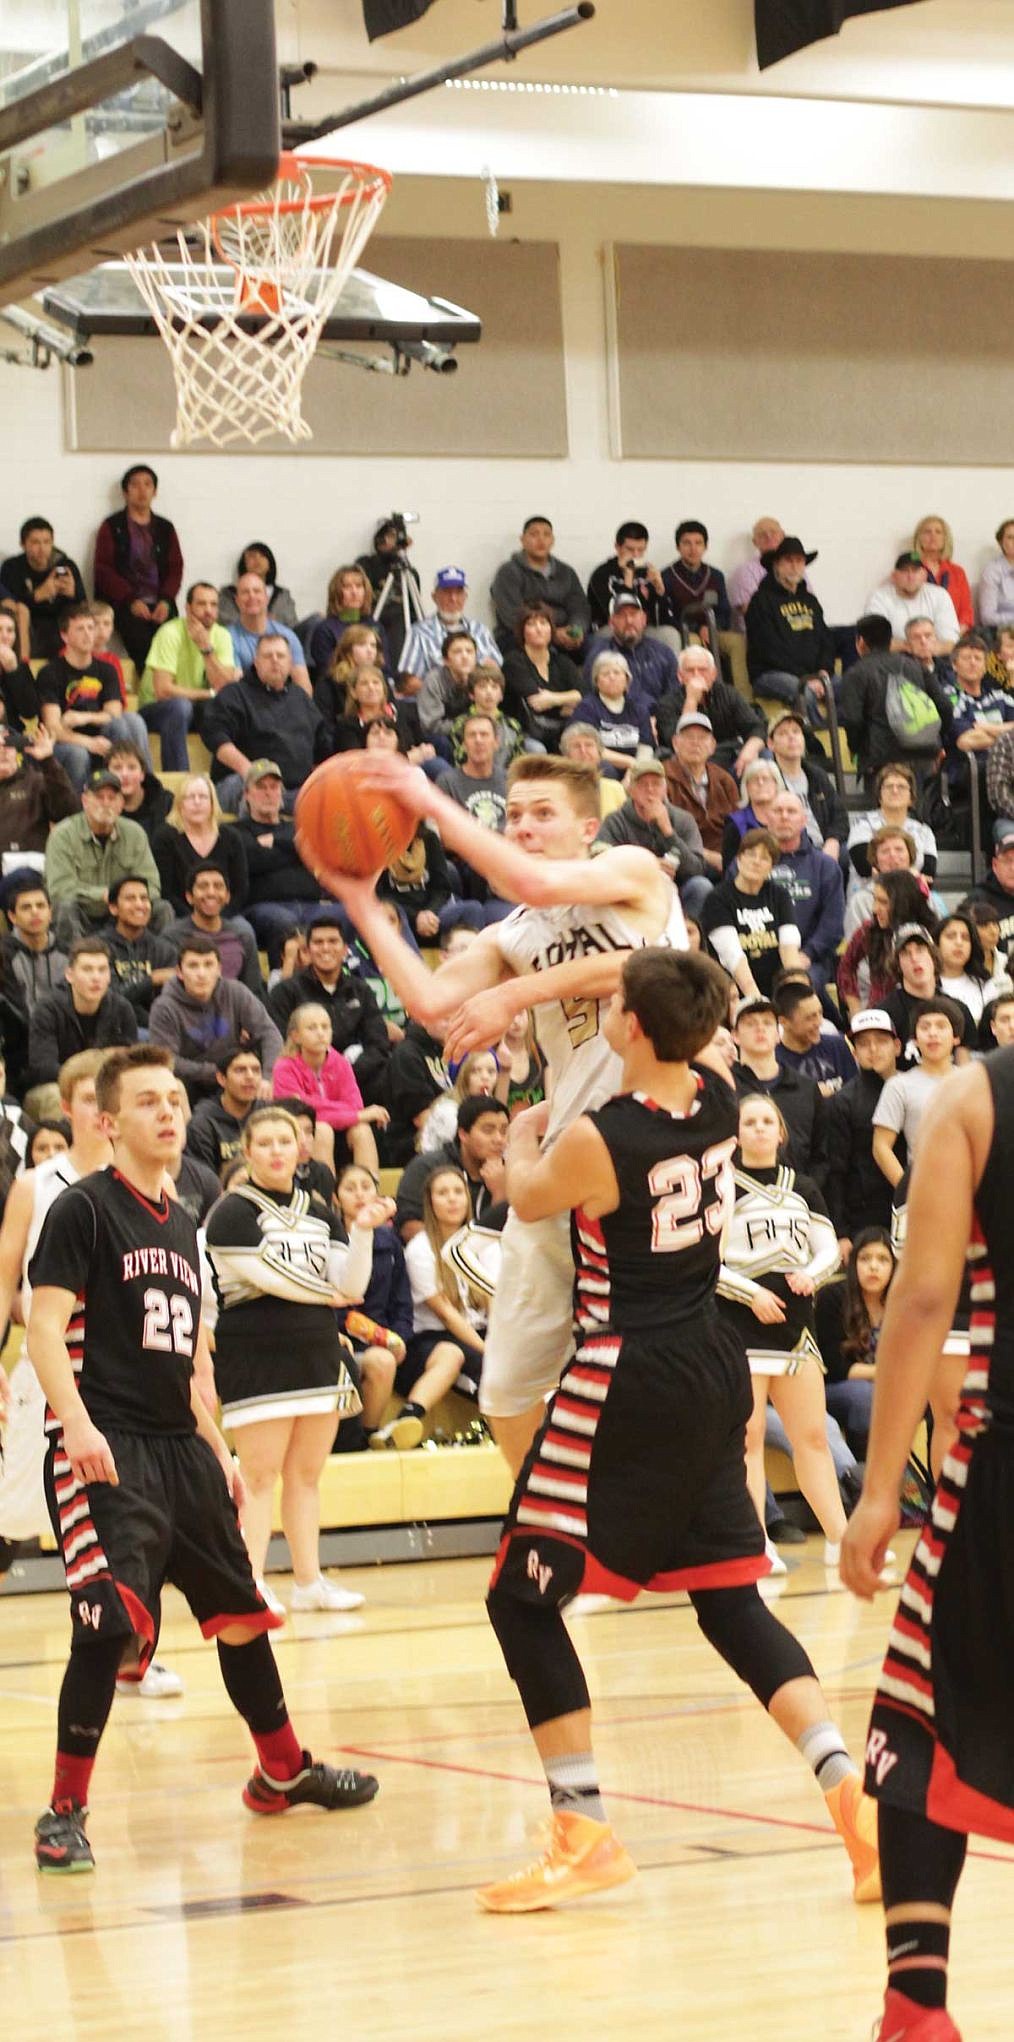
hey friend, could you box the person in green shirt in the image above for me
[44,769,171,945]
[139,581,239,771]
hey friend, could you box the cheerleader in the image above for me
[718,1093,845,1561]
[372,1166,487,1448]
[334,1162,415,1448]
[205,1105,394,1614]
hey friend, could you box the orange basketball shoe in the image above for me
[824,1773,881,1903]
[476,1808,637,1914]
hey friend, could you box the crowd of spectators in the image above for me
[2,479,1014,1486]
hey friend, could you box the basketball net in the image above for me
[125,153,391,448]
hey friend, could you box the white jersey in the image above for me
[22,1152,81,1318]
[493,881,688,1142]
[0,1153,80,1541]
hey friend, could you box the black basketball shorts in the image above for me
[866,1418,1014,1843]
[491,1315,769,1606]
[45,1428,281,1663]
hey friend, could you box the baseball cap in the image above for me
[628,757,666,782]
[676,712,714,733]
[768,708,807,736]
[610,592,642,613]
[734,995,776,1022]
[244,757,283,787]
[895,550,926,571]
[85,769,121,793]
[851,1008,897,1038]
[993,819,1014,851]
[894,922,935,951]
[435,566,467,590]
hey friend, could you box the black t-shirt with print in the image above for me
[701,876,797,995]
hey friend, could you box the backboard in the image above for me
[0,0,280,310]
[41,257,483,349]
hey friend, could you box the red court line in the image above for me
[353,1685,877,1751]
[335,1744,833,1838]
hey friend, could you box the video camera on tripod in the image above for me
[372,512,426,656]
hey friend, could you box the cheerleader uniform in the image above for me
[718,1164,840,1372]
[893,1170,971,1361]
[402,1232,487,1399]
[205,1183,372,1428]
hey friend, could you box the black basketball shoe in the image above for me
[35,1800,95,1874]
[243,1752,379,1814]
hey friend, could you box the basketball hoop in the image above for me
[124,153,391,447]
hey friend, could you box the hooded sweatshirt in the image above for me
[148,975,281,1092]
[746,570,835,684]
[1,932,69,1010]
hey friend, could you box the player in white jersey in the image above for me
[0,1050,184,1697]
[302,753,689,1472]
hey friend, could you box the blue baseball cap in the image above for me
[435,566,467,589]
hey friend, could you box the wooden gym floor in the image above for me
[2,1536,1012,2041]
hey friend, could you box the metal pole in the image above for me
[822,676,848,803]
[283,3,595,145]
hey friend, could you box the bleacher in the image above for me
[0,637,981,1589]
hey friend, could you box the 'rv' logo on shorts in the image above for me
[526,1547,554,1596]
[866,1728,899,1788]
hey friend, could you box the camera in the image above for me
[380,511,419,552]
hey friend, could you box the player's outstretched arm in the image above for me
[311,753,664,915]
[303,870,509,1030]
[27,1286,118,1486]
[445,951,630,1059]
[841,1068,985,1601]
[505,1104,618,1224]
[0,1173,36,1333]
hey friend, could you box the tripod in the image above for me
[373,549,426,668]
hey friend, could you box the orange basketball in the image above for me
[295,754,415,877]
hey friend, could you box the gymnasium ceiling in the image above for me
[286,0,1014,109]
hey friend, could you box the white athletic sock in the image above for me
[797,1719,856,1792]
[542,1749,606,1823]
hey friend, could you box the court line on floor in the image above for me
[0,1574,892,1676]
[332,1743,836,1838]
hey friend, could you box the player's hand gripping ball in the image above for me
[295,754,415,877]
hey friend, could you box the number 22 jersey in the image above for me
[573,1068,738,1337]
[28,1166,203,1438]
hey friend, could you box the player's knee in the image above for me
[690,1584,813,1707]
[486,1575,589,1728]
[218,1621,264,1647]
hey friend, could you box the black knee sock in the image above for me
[879,1802,968,2011]
[217,1635,305,1780]
[216,1634,288,1735]
[53,1636,123,1805]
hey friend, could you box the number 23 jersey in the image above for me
[574,1068,738,1337]
[29,1166,202,1438]
[494,885,688,1145]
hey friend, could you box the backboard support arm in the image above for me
[282,2,595,146]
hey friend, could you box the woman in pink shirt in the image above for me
[272,1002,390,1174]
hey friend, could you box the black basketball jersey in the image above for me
[28,1166,202,1438]
[971,1047,1014,1428]
[573,1067,738,1336]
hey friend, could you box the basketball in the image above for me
[295,753,416,877]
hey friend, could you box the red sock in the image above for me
[252,1722,305,1782]
[52,1750,96,1808]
